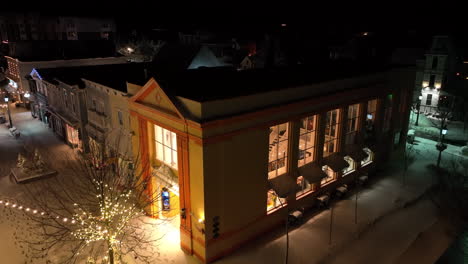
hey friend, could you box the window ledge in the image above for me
[342,170,356,176]
[267,203,287,215]
[320,179,336,188]
[296,190,315,200]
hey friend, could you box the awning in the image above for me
[344,144,369,162]
[268,174,298,198]
[298,162,327,183]
[322,153,349,172]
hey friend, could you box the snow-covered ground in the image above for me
[409,110,468,145]
[0,105,462,264]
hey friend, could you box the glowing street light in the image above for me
[436,125,448,168]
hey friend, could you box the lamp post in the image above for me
[4,97,13,128]
[436,126,448,168]
[415,95,422,126]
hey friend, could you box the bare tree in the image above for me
[3,141,171,264]
[427,103,453,141]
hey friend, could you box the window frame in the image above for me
[323,109,340,158]
[268,122,289,179]
[153,125,178,170]
[298,115,317,167]
[345,103,360,146]
[426,94,432,106]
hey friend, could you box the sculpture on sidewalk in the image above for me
[12,148,56,183]
[16,153,27,171]
[15,149,47,174]
[33,149,46,171]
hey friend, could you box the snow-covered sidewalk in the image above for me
[214,137,452,264]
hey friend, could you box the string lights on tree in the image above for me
[4,140,171,264]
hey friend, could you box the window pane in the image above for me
[278,140,288,159]
[156,126,163,143]
[156,142,164,161]
[172,150,178,168]
[268,122,289,179]
[277,157,287,175]
[163,129,171,145]
[278,123,288,140]
[171,131,177,150]
[164,146,172,165]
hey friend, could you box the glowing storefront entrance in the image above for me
[151,125,180,219]
[65,123,81,149]
[151,163,180,218]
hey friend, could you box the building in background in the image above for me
[7,54,125,115]
[29,63,147,154]
[30,67,90,151]
[129,63,414,263]
[415,35,468,119]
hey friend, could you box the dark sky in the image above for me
[6,4,464,37]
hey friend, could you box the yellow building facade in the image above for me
[129,66,414,263]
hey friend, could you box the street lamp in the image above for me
[415,95,422,126]
[436,126,448,168]
[4,97,13,128]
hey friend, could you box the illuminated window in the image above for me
[268,122,289,179]
[361,148,374,166]
[267,189,286,211]
[298,115,317,167]
[66,124,79,146]
[342,156,355,176]
[345,103,360,146]
[323,109,340,157]
[154,125,178,169]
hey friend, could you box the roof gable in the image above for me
[130,78,184,120]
